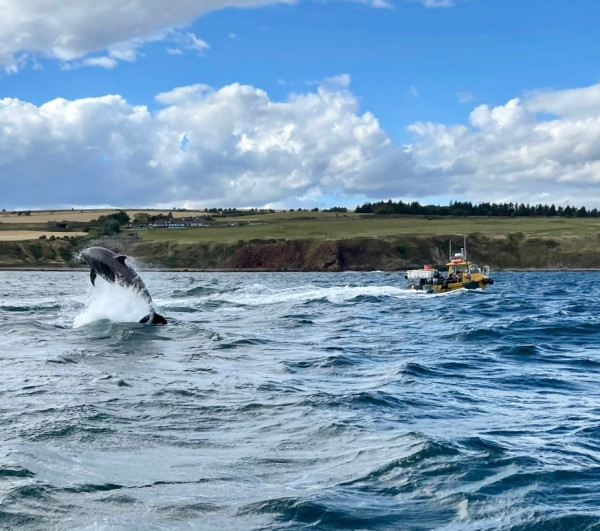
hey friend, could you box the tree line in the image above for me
[354,200,599,217]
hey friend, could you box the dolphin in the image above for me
[80,246,167,325]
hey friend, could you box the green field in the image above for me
[138,211,600,244]
[2,209,600,269]
[3,208,600,245]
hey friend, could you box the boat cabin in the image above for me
[405,247,493,292]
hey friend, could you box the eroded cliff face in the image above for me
[2,233,600,270]
[98,238,405,271]
[0,240,77,267]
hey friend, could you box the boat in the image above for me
[405,240,494,293]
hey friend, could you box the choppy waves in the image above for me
[2,270,600,529]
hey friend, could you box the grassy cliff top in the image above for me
[2,208,600,243]
[138,212,600,244]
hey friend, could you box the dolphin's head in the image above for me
[80,247,121,284]
[80,248,90,261]
[81,247,110,265]
[80,248,93,267]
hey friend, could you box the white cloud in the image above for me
[0,0,294,71]
[82,56,119,69]
[107,43,139,63]
[356,0,455,8]
[6,79,600,210]
[408,83,600,207]
[0,0,467,71]
[321,74,351,89]
[0,81,413,208]
[155,84,213,105]
[402,0,456,7]
[184,32,211,54]
[164,32,211,57]
[526,84,600,119]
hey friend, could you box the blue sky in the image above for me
[2,0,600,209]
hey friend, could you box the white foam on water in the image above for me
[203,283,421,306]
[73,280,150,328]
[208,282,479,307]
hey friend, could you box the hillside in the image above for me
[2,209,600,270]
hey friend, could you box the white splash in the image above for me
[73,279,150,328]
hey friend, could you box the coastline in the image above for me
[3,230,600,272]
[1,266,600,273]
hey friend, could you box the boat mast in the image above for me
[449,240,452,261]
[464,236,467,261]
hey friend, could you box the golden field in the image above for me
[0,209,207,225]
[0,231,87,241]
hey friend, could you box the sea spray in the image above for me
[73,279,150,328]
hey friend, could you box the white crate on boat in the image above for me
[406,269,434,280]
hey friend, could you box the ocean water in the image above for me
[1,270,600,530]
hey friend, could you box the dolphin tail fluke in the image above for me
[139,312,167,325]
[152,313,168,325]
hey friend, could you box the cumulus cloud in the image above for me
[526,84,600,119]
[0,80,414,208]
[5,76,600,210]
[0,0,293,71]
[408,83,600,207]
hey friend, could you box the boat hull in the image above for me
[409,279,490,293]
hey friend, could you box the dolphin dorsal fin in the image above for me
[116,255,127,264]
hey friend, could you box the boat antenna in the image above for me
[464,236,467,261]
[449,240,452,261]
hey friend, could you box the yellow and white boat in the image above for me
[406,243,494,293]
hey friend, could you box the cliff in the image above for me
[1,232,600,270]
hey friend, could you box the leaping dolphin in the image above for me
[80,246,167,325]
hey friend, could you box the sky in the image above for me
[2,0,600,210]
